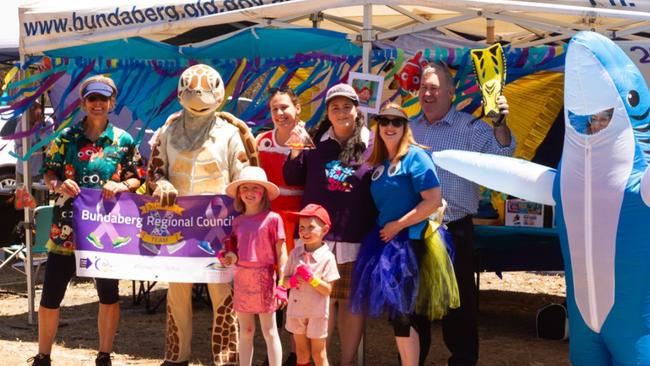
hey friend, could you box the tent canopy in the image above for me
[44,28,360,60]
[18,0,650,55]
[0,0,28,61]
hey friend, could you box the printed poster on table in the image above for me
[73,188,236,283]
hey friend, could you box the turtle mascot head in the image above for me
[178,64,225,117]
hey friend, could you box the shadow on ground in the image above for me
[1,271,569,366]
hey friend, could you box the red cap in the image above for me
[287,204,331,227]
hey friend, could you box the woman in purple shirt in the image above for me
[284,83,376,366]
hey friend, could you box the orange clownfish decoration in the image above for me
[394,51,428,93]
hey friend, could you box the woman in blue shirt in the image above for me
[351,104,459,366]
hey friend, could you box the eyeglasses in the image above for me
[377,117,407,127]
[86,94,110,102]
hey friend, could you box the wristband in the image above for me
[277,278,284,287]
[309,277,321,287]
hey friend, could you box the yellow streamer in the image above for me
[222,59,247,109]
[2,67,19,92]
[504,71,564,160]
[487,71,564,222]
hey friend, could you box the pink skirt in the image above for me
[233,263,276,314]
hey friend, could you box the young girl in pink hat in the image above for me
[225,166,289,366]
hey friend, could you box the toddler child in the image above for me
[283,204,340,366]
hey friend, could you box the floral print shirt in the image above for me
[42,120,141,255]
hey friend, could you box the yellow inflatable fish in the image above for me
[471,43,506,119]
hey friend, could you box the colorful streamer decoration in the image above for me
[1,35,565,165]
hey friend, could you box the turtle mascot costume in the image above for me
[147,64,258,366]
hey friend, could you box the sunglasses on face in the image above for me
[86,94,109,102]
[377,117,407,127]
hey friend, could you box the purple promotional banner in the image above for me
[73,188,236,283]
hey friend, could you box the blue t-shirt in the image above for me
[370,145,439,239]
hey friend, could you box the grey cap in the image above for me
[325,83,359,105]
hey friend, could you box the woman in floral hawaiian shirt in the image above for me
[29,75,142,366]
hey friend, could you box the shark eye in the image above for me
[628,90,640,107]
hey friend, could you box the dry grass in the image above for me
[0,268,568,366]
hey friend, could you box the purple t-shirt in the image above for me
[283,130,377,244]
[233,210,285,266]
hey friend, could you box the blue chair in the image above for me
[0,205,52,277]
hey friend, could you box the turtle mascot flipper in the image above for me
[147,64,254,365]
[471,43,506,119]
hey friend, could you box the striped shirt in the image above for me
[410,108,516,222]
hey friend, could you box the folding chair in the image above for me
[131,282,210,314]
[0,205,52,277]
[132,280,166,314]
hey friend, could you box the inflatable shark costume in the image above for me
[433,32,650,364]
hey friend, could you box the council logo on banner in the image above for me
[73,188,237,283]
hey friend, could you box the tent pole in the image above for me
[18,6,36,325]
[18,54,36,326]
[360,2,372,133]
[486,18,495,44]
[310,12,323,28]
[357,5,371,363]
[362,4,372,74]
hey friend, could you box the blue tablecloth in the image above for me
[474,225,564,272]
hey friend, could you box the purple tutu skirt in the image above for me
[350,226,419,317]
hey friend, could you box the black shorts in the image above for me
[40,252,119,309]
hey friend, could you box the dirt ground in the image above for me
[0,265,568,366]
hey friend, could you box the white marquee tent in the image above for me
[10,0,650,324]
[16,0,650,69]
